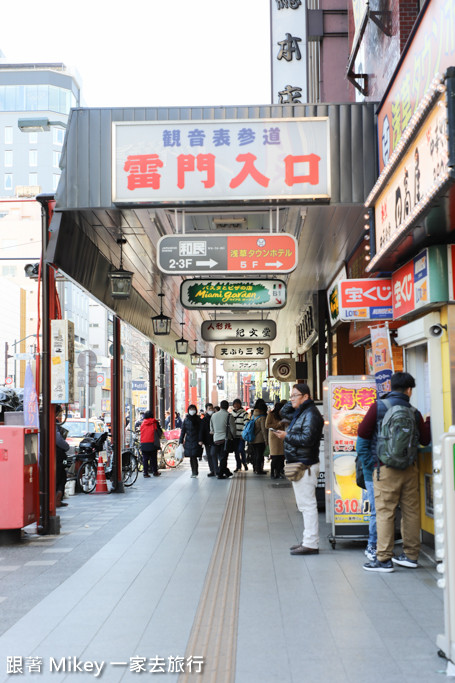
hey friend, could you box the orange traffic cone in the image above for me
[93,453,109,494]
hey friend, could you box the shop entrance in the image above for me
[404,342,430,417]
[404,341,434,545]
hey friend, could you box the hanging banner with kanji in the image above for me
[201,319,276,342]
[370,324,394,395]
[112,118,330,203]
[215,343,270,360]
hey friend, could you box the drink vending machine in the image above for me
[0,426,40,532]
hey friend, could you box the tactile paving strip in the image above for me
[178,472,246,683]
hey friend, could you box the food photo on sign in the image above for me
[328,380,377,524]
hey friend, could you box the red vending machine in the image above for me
[0,426,39,530]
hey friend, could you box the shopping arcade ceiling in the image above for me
[46,102,377,364]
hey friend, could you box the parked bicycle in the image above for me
[125,427,184,470]
[74,432,138,493]
[160,428,184,468]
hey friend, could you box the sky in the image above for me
[2,0,272,109]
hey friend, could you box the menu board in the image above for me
[326,377,377,527]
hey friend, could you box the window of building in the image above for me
[4,126,12,144]
[52,173,60,191]
[4,174,12,190]
[53,151,60,168]
[0,84,76,114]
[28,173,38,186]
[2,265,17,277]
[29,150,38,167]
[4,150,12,167]
[29,132,38,144]
[53,128,64,146]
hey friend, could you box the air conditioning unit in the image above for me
[272,358,296,382]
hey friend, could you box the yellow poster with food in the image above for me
[330,380,377,525]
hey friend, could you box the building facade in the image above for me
[0,62,79,196]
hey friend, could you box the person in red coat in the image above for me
[140,411,162,478]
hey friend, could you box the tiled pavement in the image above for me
[0,460,448,682]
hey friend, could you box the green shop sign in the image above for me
[180,279,287,309]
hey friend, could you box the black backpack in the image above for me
[377,399,419,469]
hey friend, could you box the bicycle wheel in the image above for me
[163,441,182,468]
[122,453,138,487]
[78,461,97,494]
[134,445,143,472]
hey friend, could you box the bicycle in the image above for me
[159,438,183,468]
[125,427,184,470]
[125,429,143,472]
[76,433,138,493]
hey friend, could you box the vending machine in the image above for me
[323,375,377,548]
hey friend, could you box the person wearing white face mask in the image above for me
[199,402,216,477]
[179,404,204,477]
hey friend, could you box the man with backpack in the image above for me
[358,372,431,572]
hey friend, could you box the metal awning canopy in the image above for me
[46,102,377,360]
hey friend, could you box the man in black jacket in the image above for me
[275,383,323,555]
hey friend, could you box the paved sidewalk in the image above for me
[0,461,447,682]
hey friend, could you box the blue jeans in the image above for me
[234,438,247,469]
[365,480,377,547]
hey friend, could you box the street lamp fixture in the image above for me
[175,321,188,355]
[108,238,133,299]
[151,292,171,336]
[17,118,67,133]
[190,340,201,366]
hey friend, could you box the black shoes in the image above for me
[290,546,319,556]
[207,472,215,477]
[153,472,161,477]
[144,474,151,478]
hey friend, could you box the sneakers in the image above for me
[392,553,418,568]
[363,558,394,572]
[190,473,198,478]
[364,544,377,562]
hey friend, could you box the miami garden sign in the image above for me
[180,280,287,310]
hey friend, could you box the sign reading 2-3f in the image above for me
[158,234,297,274]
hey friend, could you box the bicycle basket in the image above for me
[164,428,181,440]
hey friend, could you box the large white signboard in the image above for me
[112,118,330,203]
[367,92,449,270]
[271,1,308,104]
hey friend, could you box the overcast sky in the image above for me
[2,0,271,109]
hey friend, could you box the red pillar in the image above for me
[184,366,190,411]
[170,357,175,424]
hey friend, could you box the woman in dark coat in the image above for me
[179,404,203,477]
